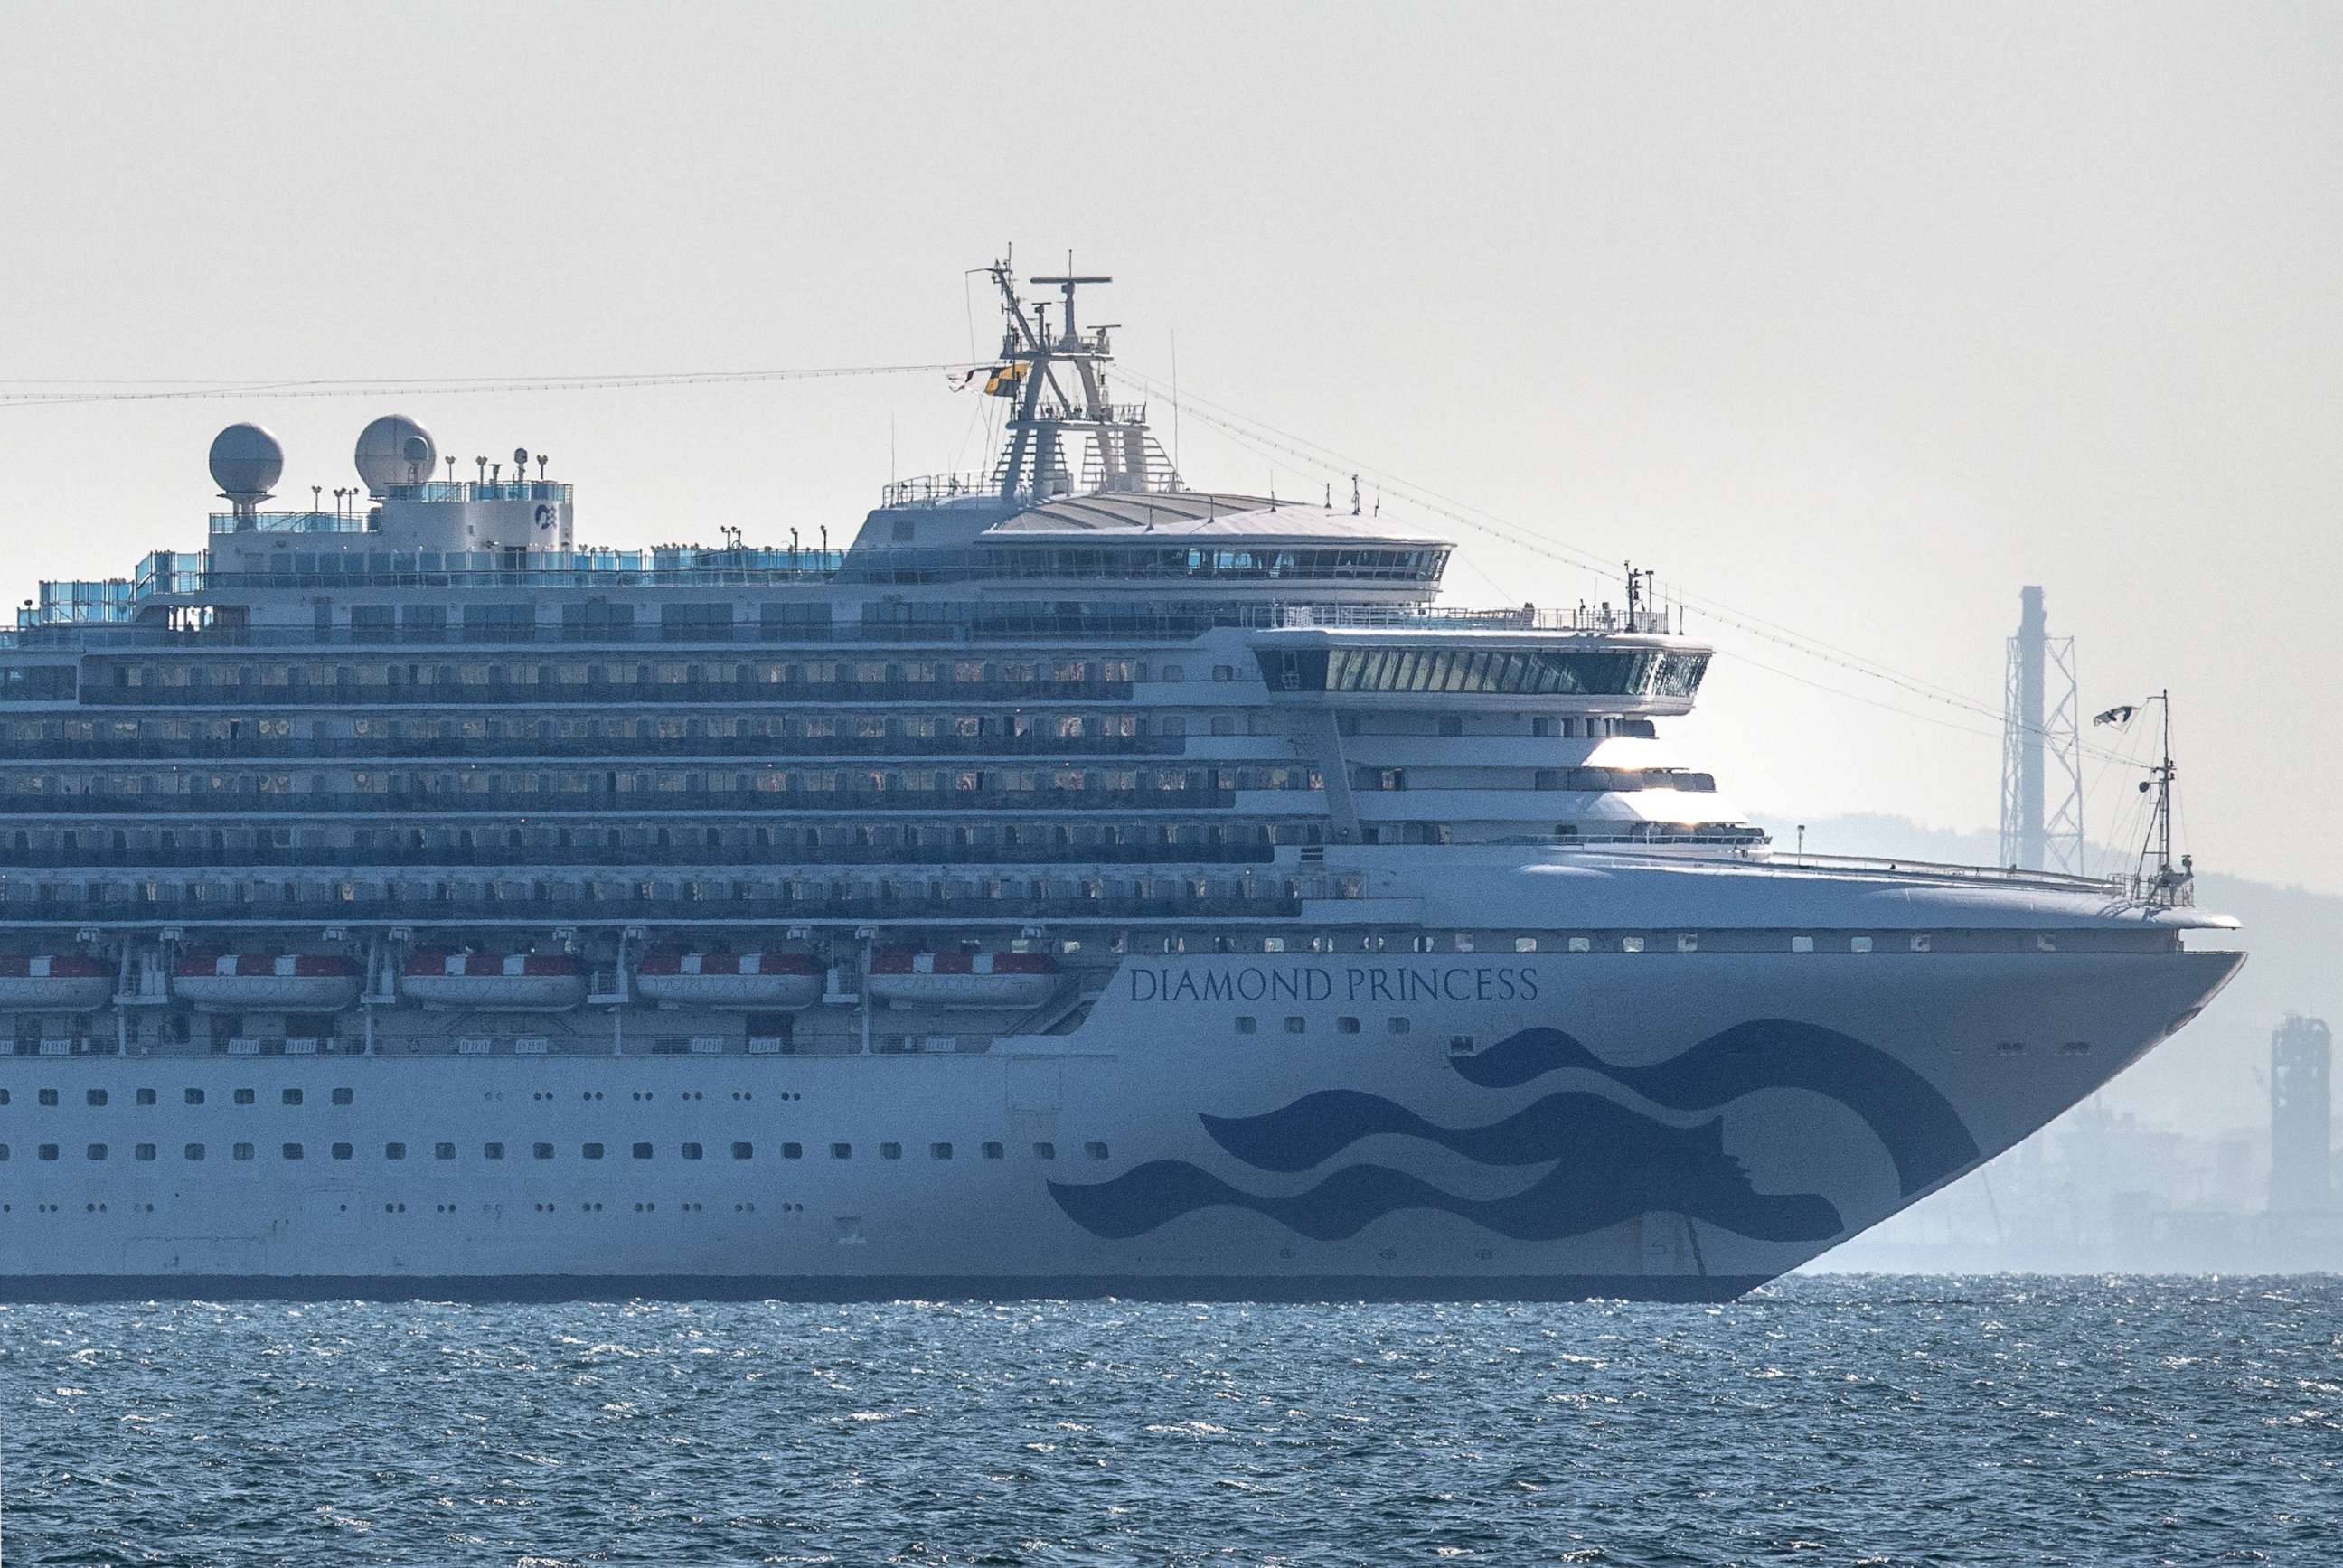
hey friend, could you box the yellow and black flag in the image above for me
[983,361,1027,398]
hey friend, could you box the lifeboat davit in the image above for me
[173,952,361,1012]
[400,950,588,1012]
[866,950,1060,1009]
[634,949,823,1010]
[0,954,112,1013]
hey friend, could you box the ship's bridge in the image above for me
[842,491,1450,599]
[1248,609,1712,718]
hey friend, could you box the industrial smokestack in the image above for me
[2017,586,2046,871]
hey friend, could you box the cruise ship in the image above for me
[0,266,2241,1300]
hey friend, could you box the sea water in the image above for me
[2,1275,2336,1564]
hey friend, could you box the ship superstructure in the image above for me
[0,268,2240,1299]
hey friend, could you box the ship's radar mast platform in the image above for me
[986,260,1181,502]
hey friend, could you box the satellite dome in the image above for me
[353,414,437,497]
[208,422,284,504]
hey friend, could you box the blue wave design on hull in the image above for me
[1448,1020,1977,1197]
[1046,1016,1971,1244]
[1049,1145,1842,1244]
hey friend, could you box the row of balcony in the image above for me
[0,841,1283,871]
[69,678,1138,709]
[0,892,1307,925]
[0,733,1187,764]
[0,786,1240,817]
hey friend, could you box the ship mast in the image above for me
[2131,689,2192,906]
[985,258,1179,502]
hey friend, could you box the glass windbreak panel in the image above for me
[1253,644,1706,698]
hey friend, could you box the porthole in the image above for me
[1032,1141,1057,1160]
[136,1088,157,1106]
[732,1141,755,1160]
[983,1141,1004,1160]
[234,1088,256,1105]
[782,1142,803,1159]
[333,1142,353,1160]
[1084,1141,1109,1160]
[632,1142,653,1160]
[830,1142,851,1159]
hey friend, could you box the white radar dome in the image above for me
[353,414,438,497]
[208,422,284,503]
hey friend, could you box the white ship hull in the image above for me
[0,942,2240,1300]
[0,262,2244,1300]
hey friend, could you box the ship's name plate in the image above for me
[1125,963,1539,1005]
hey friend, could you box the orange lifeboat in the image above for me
[866,950,1059,1009]
[634,949,823,1010]
[400,949,588,1012]
[0,954,112,1013]
[173,952,361,1012]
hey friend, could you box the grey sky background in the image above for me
[2,2,2336,890]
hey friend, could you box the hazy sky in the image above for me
[2,2,2336,890]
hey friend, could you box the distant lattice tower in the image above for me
[2000,586,2084,872]
[2271,1014,2333,1215]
